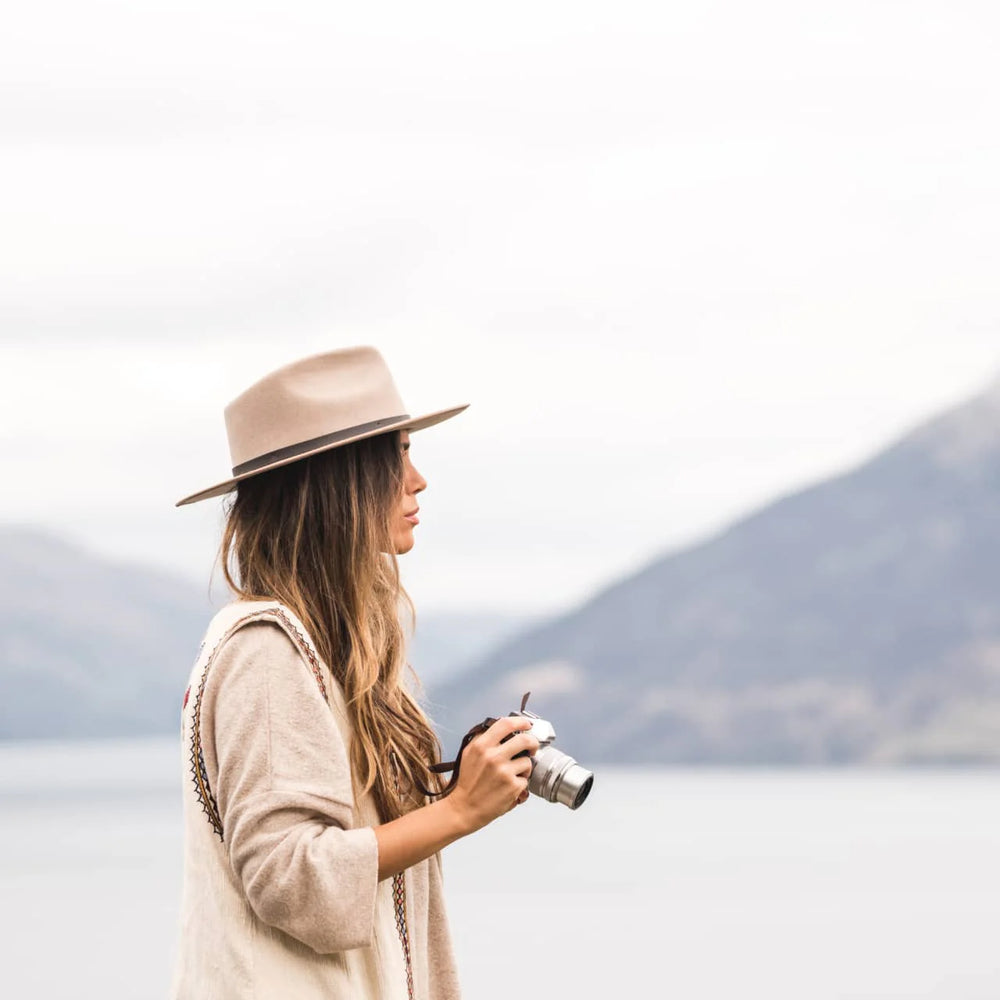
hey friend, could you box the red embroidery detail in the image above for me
[393,872,414,999]
[183,685,191,709]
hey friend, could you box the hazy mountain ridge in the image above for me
[0,527,531,739]
[431,377,1000,765]
[0,526,216,738]
[5,377,1000,760]
[407,611,546,688]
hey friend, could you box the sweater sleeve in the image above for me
[200,619,380,955]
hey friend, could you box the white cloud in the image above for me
[2,1,1000,612]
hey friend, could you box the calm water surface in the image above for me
[1,737,998,999]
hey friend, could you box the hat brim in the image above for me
[175,402,469,507]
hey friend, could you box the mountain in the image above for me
[0,526,216,739]
[0,527,530,739]
[7,373,1000,758]
[406,611,544,688]
[431,376,1000,766]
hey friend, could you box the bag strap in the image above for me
[184,603,417,999]
[390,753,416,1000]
[185,604,329,841]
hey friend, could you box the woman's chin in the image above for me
[393,530,416,555]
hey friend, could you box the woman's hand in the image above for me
[445,716,540,834]
[372,717,539,879]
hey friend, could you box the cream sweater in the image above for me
[169,599,462,1000]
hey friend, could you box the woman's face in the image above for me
[391,431,427,555]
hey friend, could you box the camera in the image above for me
[505,702,594,810]
[430,692,594,810]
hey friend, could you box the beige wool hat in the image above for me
[175,345,469,507]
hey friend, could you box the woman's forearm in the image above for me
[373,796,472,881]
[374,716,538,880]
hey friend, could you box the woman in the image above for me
[169,345,538,999]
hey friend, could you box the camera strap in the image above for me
[413,692,533,799]
[410,717,496,798]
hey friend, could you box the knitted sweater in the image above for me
[169,599,462,999]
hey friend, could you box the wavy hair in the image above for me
[215,429,443,822]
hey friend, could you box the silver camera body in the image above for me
[508,707,594,810]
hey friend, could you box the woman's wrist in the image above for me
[436,788,487,837]
[434,790,478,838]
[373,792,476,881]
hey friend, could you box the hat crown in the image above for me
[224,346,409,471]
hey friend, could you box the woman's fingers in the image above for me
[505,776,530,812]
[493,731,540,761]
[510,754,533,779]
[503,754,532,812]
[480,715,532,747]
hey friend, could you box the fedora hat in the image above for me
[175,345,469,507]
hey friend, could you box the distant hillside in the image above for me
[0,527,215,738]
[432,375,1000,766]
[407,611,544,688]
[0,527,529,739]
[8,373,1000,760]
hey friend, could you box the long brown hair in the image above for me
[215,428,443,822]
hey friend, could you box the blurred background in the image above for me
[2,1,999,997]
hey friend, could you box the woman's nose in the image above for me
[408,464,427,494]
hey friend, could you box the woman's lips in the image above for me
[404,511,419,525]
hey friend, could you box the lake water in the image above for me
[1,737,998,999]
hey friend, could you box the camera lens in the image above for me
[529,747,594,809]
[556,761,593,810]
[569,769,593,810]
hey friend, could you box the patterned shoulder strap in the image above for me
[185,604,329,841]
[183,602,416,998]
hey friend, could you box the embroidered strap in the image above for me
[186,606,330,840]
[390,753,416,1000]
[185,604,416,999]
[392,872,415,999]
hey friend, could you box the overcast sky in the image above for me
[3,1,999,615]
